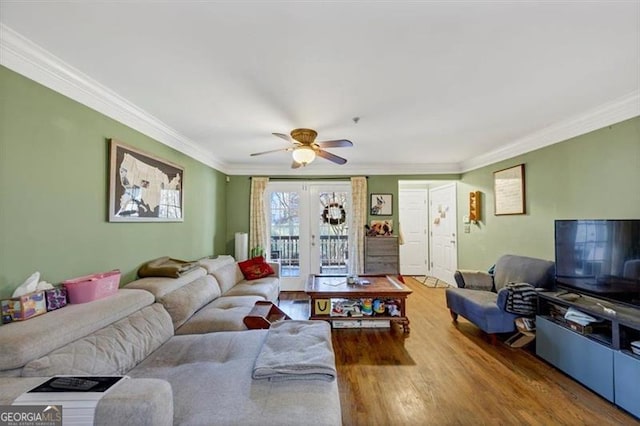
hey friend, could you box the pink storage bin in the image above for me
[63,270,121,304]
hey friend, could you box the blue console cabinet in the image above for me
[536,316,614,401]
[536,292,640,419]
[614,351,640,418]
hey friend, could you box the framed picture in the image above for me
[494,164,525,215]
[108,139,184,222]
[370,193,392,215]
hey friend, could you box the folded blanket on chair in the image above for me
[138,256,200,278]
[252,320,337,382]
[504,282,537,315]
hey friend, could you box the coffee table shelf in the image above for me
[305,275,412,333]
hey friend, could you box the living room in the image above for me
[1,2,639,425]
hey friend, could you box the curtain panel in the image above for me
[249,177,269,257]
[349,176,367,274]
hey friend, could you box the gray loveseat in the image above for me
[445,254,555,340]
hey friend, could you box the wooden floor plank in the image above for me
[279,277,639,426]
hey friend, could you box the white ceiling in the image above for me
[1,1,639,176]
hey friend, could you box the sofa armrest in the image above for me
[0,378,172,426]
[454,270,494,291]
[268,261,281,278]
[496,287,509,311]
[95,379,173,426]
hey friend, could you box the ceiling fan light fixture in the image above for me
[292,146,316,165]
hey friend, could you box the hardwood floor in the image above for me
[279,277,639,426]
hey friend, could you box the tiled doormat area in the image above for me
[409,276,450,288]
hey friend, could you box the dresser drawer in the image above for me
[364,261,399,274]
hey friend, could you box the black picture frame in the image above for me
[370,193,392,215]
[108,139,184,222]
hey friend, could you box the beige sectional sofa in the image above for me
[0,256,342,425]
[125,255,280,333]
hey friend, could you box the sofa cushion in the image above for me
[157,275,220,329]
[22,303,173,376]
[446,288,518,333]
[124,268,208,298]
[0,289,154,372]
[128,331,342,426]
[223,276,280,302]
[213,262,243,294]
[175,295,263,334]
[238,256,275,280]
[197,255,236,274]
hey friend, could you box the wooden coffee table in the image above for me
[305,274,412,333]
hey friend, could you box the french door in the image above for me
[266,181,351,291]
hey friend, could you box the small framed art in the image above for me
[370,193,392,215]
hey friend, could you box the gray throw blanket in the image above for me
[252,320,337,382]
[504,282,537,315]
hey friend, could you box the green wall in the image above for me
[224,174,460,255]
[457,117,640,270]
[225,119,639,274]
[0,66,227,298]
[3,64,637,298]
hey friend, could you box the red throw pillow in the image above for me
[238,256,275,280]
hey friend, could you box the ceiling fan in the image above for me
[251,128,353,168]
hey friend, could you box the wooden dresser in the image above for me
[364,236,399,274]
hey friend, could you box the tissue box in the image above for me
[1,291,47,323]
[63,270,120,304]
[45,287,67,311]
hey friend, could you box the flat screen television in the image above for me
[555,219,640,307]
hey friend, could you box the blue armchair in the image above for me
[445,254,555,342]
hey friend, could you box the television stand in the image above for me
[536,291,640,419]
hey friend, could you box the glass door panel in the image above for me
[269,190,301,278]
[314,190,349,275]
[266,181,350,290]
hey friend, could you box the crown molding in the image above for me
[224,161,462,176]
[460,91,640,173]
[3,24,637,177]
[0,24,228,172]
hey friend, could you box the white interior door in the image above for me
[399,188,429,275]
[429,183,458,285]
[266,181,350,291]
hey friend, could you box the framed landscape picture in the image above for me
[370,193,392,215]
[108,139,184,222]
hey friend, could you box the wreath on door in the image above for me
[322,202,346,225]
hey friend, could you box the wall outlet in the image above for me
[464,225,471,233]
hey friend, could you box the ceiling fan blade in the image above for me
[315,139,353,148]
[291,160,303,169]
[272,132,292,142]
[316,149,347,165]
[250,147,292,156]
